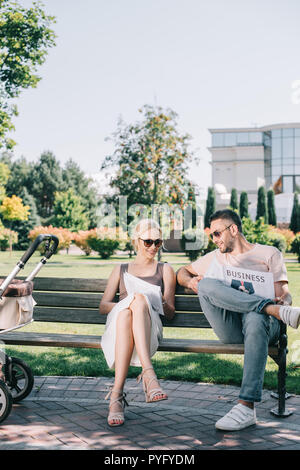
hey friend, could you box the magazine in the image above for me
[123,272,164,315]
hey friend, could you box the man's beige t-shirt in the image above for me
[191,243,288,283]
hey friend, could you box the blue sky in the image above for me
[10,0,300,194]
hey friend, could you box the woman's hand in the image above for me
[99,265,120,314]
[162,264,176,320]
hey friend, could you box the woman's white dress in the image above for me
[101,271,164,369]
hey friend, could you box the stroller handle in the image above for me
[0,234,59,298]
[20,234,59,266]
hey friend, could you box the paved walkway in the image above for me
[0,376,299,451]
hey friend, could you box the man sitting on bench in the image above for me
[177,209,300,431]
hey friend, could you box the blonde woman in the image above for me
[100,219,176,426]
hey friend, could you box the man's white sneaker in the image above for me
[279,306,300,329]
[215,403,256,431]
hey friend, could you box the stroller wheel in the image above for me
[0,379,13,423]
[6,357,34,403]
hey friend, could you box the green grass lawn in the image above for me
[1,249,299,394]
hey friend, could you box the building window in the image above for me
[269,127,300,192]
[237,132,249,144]
[272,129,281,138]
[282,128,294,138]
[212,133,224,147]
[282,175,300,193]
[283,176,293,193]
[211,131,263,147]
[295,138,300,158]
[224,133,236,146]
[282,137,294,159]
[249,132,263,144]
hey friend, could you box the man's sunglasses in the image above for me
[209,224,233,240]
[139,238,163,248]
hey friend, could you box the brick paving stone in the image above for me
[0,375,299,450]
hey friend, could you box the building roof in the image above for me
[208,123,300,133]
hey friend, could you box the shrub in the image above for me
[268,227,295,252]
[86,227,120,259]
[73,230,93,255]
[266,231,287,253]
[28,226,74,253]
[241,217,270,244]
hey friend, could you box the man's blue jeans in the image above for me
[198,277,281,402]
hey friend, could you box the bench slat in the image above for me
[32,292,201,312]
[18,277,195,295]
[0,331,279,356]
[31,307,211,328]
[30,277,108,293]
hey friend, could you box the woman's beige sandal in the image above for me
[105,387,128,427]
[137,367,168,403]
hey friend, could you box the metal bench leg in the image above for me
[270,324,293,417]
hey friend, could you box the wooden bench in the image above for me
[0,276,291,417]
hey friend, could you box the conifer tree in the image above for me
[290,192,300,233]
[256,186,268,224]
[204,187,216,228]
[239,191,249,219]
[267,189,277,226]
[229,188,238,211]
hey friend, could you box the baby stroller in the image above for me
[0,234,59,423]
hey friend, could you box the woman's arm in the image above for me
[99,265,121,314]
[162,263,176,320]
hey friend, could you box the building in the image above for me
[208,123,300,222]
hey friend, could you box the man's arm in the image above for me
[274,281,292,306]
[177,265,203,294]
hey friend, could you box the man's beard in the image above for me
[219,237,235,253]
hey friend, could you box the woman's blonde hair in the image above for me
[131,218,162,251]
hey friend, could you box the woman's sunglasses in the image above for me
[139,238,163,248]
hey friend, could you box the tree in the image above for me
[267,189,277,226]
[29,151,65,219]
[290,192,300,234]
[0,161,10,202]
[102,105,194,209]
[239,191,249,219]
[0,0,56,150]
[10,188,40,249]
[0,194,30,251]
[62,159,99,229]
[187,182,197,227]
[256,186,268,224]
[204,187,216,228]
[229,188,238,211]
[52,188,89,232]
[4,156,34,197]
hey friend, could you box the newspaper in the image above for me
[223,265,275,300]
[123,271,164,315]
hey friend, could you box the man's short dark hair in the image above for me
[209,209,243,233]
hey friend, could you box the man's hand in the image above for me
[274,293,292,306]
[187,275,203,294]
